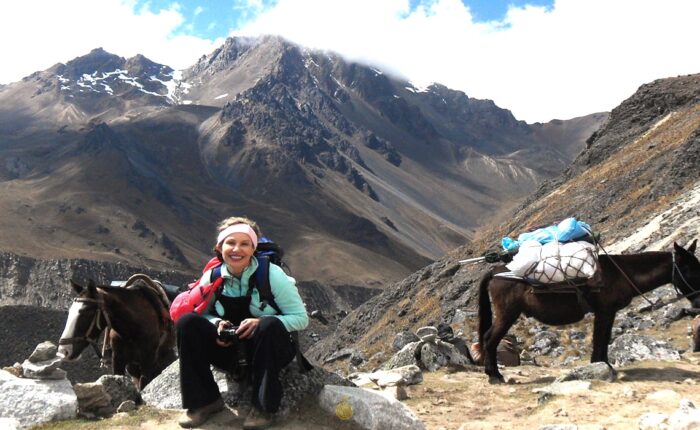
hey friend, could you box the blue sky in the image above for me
[2,0,700,123]
[134,0,555,40]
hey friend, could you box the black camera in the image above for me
[219,326,240,343]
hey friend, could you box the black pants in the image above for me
[176,313,296,412]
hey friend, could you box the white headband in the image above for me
[216,224,258,249]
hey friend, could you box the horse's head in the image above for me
[57,279,105,361]
[673,240,700,307]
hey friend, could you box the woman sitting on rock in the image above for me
[177,216,309,429]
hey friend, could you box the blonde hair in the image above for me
[213,216,262,259]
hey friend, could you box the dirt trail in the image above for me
[405,358,700,430]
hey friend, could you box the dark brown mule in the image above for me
[57,275,176,389]
[478,240,700,383]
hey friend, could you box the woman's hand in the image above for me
[216,320,234,347]
[236,318,260,339]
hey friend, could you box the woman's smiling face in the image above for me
[217,232,255,276]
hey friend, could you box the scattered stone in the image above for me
[646,389,681,403]
[370,372,402,388]
[420,342,443,372]
[319,385,425,430]
[2,364,22,378]
[384,342,421,369]
[385,365,422,386]
[117,400,137,413]
[310,310,329,325]
[538,425,577,430]
[451,309,467,325]
[529,331,560,356]
[416,326,438,343]
[436,323,454,341]
[382,385,408,401]
[639,412,668,430]
[324,348,355,363]
[393,331,420,352]
[555,362,616,383]
[669,399,700,430]
[21,356,66,380]
[28,341,58,363]
[97,375,141,410]
[350,350,367,366]
[609,334,681,366]
[351,365,422,389]
[533,381,592,397]
[74,382,112,416]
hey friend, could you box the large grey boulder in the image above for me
[393,331,420,352]
[609,334,680,366]
[0,369,77,429]
[142,359,352,416]
[319,385,425,430]
[384,342,421,369]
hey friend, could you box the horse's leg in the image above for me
[483,312,520,384]
[591,310,616,363]
[111,335,127,376]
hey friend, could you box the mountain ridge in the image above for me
[307,70,700,365]
[0,35,606,288]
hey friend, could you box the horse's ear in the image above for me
[689,239,697,255]
[674,242,685,255]
[70,280,83,294]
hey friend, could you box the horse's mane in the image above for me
[603,251,669,263]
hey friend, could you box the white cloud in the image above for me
[232,0,700,122]
[0,0,221,84]
[3,0,699,123]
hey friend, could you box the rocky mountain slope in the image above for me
[0,36,605,290]
[308,71,700,369]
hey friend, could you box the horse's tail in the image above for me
[477,269,494,347]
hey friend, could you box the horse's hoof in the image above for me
[488,375,505,384]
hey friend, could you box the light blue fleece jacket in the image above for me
[201,256,309,332]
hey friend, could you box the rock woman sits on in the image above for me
[177,216,309,429]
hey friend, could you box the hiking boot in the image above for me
[243,407,274,430]
[178,397,225,428]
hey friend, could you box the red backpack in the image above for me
[169,257,225,322]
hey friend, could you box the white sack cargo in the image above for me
[506,240,598,283]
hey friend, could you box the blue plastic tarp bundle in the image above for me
[501,217,592,252]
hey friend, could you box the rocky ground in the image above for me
[20,292,700,430]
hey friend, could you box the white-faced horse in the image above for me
[57,275,176,389]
